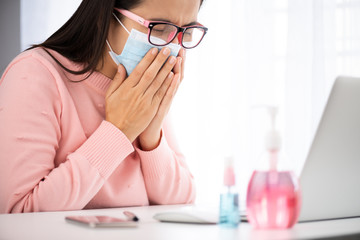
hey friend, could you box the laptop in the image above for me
[239,76,360,223]
[298,76,360,222]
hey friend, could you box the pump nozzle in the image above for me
[251,105,282,171]
[264,106,281,152]
[223,157,235,186]
[251,104,282,151]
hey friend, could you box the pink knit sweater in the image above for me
[0,48,195,213]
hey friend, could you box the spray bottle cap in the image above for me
[223,156,235,186]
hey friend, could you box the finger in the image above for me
[127,47,158,86]
[175,60,184,94]
[180,49,186,81]
[156,73,181,116]
[144,55,177,96]
[137,47,171,89]
[176,48,185,82]
[174,62,182,93]
[105,64,127,98]
[172,57,182,75]
[171,58,182,92]
[178,47,186,62]
[152,71,174,105]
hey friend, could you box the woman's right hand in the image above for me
[105,47,177,142]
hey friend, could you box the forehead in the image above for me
[132,0,201,26]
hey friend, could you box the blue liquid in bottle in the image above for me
[219,157,239,227]
[219,188,239,227]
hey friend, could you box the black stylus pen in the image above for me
[123,211,139,222]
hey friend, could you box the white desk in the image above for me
[0,205,360,240]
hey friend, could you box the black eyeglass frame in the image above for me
[147,22,208,49]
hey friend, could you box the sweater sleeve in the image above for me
[0,55,134,213]
[134,115,196,205]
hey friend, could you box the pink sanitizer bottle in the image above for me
[246,106,301,229]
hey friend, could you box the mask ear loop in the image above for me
[106,39,121,65]
[106,40,114,52]
[106,12,130,54]
[112,13,130,34]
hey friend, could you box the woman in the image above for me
[0,0,207,213]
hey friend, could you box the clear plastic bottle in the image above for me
[219,157,239,228]
[246,106,301,229]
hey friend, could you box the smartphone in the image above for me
[65,215,138,228]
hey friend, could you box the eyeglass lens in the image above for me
[149,23,205,48]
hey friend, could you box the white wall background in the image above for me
[20,0,82,50]
[19,0,360,207]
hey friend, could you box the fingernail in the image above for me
[118,65,122,73]
[168,72,174,79]
[151,48,158,55]
[178,57,182,65]
[163,47,170,55]
[169,56,176,64]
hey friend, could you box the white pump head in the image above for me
[251,105,282,151]
[265,106,282,151]
[223,156,235,186]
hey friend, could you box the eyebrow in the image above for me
[149,18,199,26]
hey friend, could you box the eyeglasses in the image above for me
[114,8,208,49]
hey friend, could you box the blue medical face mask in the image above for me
[106,14,181,76]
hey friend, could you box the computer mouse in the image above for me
[153,209,218,224]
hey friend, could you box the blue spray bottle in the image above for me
[219,157,239,227]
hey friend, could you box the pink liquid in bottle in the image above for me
[246,170,301,229]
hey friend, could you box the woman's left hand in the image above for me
[138,48,186,151]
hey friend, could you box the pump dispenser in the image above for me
[265,107,281,171]
[219,157,239,227]
[246,106,301,229]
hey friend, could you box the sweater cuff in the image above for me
[76,120,134,179]
[135,130,174,179]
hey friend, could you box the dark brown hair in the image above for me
[28,0,204,77]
